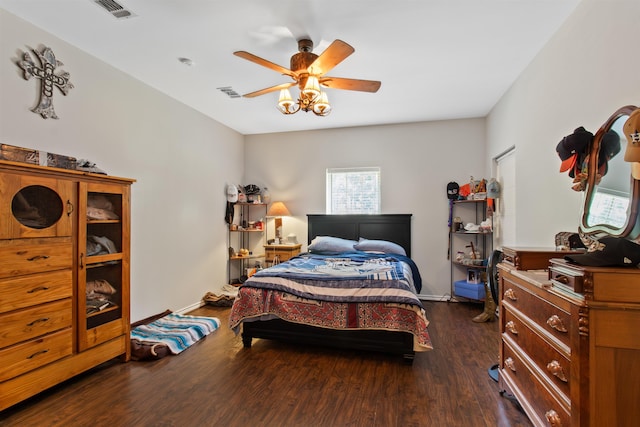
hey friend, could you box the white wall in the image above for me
[0,10,244,321]
[487,0,640,246]
[246,0,640,299]
[245,120,487,299]
[4,0,638,308]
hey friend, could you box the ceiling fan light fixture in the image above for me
[277,87,331,116]
[312,91,331,116]
[235,38,378,118]
[302,75,321,98]
[277,89,299,114]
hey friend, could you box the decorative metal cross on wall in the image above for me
[18,46,74,119]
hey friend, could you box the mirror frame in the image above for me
[580,105,640,238]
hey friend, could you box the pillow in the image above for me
[308,236,357,253]
[354,238,407,256]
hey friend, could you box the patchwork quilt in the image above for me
[229,252,432,351]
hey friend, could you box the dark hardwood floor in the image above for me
[0,301,531,427]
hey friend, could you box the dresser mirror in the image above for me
[580,105,639,237]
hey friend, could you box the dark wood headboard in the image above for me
[307,214,413,258]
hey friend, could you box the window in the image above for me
[326,167,380,214]
[588,188,629,228]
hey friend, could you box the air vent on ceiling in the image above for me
[93,0,136,19]
[217,87,241,99]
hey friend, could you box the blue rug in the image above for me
[130,313,220,354]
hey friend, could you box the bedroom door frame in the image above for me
[492,145,516,249]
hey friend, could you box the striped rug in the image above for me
[130,313,220,354]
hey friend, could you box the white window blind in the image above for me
[326,167,381,214]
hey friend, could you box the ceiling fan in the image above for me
[233,39,381,116]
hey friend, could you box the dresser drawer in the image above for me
[0,328,72,382]
[502,275,571,349]
[0,270,72,314]
[0,299,72,348]
[264,245,301,263]
[502,339,570,427]
[503,308,571,398]
[502,247,567,270]
[549,265,584,293]
[0,238,72,279]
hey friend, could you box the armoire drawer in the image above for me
[0,299,72,348]
[0,238,72,279]
[502,339,570,427]
[0,328,72,382]
[0,269,72,314]
[502,275,571,349]
[503,308,571,397]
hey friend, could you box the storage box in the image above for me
[454,280,485,300]
[0,144,77,170]
[0,144,38,164]
[43,151,77,170]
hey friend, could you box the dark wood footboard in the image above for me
[242,319,415,363]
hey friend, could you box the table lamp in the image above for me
[267,201,291,243]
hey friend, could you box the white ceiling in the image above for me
[1,0,581,135]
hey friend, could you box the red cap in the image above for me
[559,153,577,172]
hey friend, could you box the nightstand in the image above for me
[264,244,302,265]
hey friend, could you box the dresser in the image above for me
[0,160,134,410]
[498,255,640,426]
[264,243,302,265]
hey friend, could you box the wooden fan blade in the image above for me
[243,82,296,98]
[319,77,381,93]
[234,51,297,78]
[308,39,354,75]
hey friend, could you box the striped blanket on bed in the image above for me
[243,252,423,306]
[130,313,220,354]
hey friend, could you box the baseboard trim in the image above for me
[131,309,172,327]
[418,294,456,302]
[175,300,206,314]
[130,301,208,328]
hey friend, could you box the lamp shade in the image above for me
[267,201,291,217]
[313,91,331,116]
[278,89,294,108]
[302,76,321,98]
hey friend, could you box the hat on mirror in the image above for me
[597,129,621,177]
[556,126,593,173]
[564,237,640,268]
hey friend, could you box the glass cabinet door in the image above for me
[77,181,130,351]
[0,171,74,239]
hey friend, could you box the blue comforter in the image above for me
[242,251,423,306]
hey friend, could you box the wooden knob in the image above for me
[545,409,562,426]
[547,360,568,382]
[504,288,517,301]
[547,315,568,333]
[504,357,516,372]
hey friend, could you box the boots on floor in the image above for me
[472,284,497,322]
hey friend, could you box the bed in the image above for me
[229,214,432,362]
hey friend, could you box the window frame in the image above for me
[325,167,381,214]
